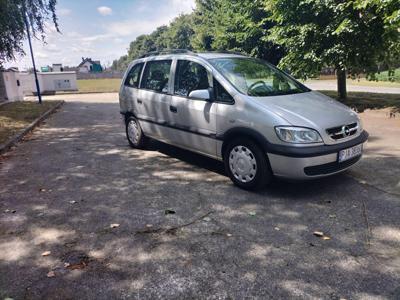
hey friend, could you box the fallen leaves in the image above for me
[313,231,331,240]
[46,271,55,278]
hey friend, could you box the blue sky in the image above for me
[8,0,195,70]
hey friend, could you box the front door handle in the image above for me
[137,99,142,104]
[170,105,177,113]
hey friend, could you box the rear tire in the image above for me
[125,116,147,149]
[223,138,272,190]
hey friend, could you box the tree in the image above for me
[266,0,400,99]
[111,14,195,71]
[163,14,195,50]
[0,0,59,65]
[192,0,284,64]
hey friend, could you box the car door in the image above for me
[120,62,144,116]
[137,59,173,139]
[169,59,217,157]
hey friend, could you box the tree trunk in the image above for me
[337,69,347,100]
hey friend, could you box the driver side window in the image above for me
[174,60,210,97]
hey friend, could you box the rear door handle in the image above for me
[170,105,177,113]
[137,99,142,104]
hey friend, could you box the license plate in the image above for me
[338,144,363,163]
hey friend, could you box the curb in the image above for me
[0,101,65,155]
[55,91,119,95]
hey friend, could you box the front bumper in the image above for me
[267,131,368,179]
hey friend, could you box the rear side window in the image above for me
[214,79,234,103]
[125,63,143,88]
[140,60,172,93]
[174,60,210,97]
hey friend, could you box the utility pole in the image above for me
[24,14,42,104]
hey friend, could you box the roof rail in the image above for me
[204,50,248,56]
[138,49,196,59]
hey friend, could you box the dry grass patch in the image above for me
[320,91,400,113]
[77,79,121,93]
[0,101,62,144]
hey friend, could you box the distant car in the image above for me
[119,50,368,190]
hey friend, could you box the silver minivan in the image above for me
[119,50,368,189]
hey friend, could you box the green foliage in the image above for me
[0,0,59,63]
[112,14,195,71]
[373,68,400,82]
[192,0,283,64]
[266,0,400,80]
[112,1,285,70]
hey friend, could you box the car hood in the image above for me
[250,91,358,129]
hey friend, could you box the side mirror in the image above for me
[188,89,213,101]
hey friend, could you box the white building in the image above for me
[0,69,24,102]
[20,71,78,95]
[52,64,63,72]
[78,58,103,73]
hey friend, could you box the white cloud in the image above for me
[45,43,59,53]
[80,34,110,43]
[58,8,72,16]
[171,0,195,13]
[106,0,195,38]
[106,19,166,37]
[4,0,197,70]
[35,52,49,59]
[70,46,95,54]
[97,6,112,16]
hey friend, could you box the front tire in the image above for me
[224,138,272,190]
[125,116,147,149]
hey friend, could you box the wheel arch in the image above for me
[220,127,270,158]
[122,111,137,122]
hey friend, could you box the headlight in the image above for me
[275,126,323,144]
[357,117,363,132]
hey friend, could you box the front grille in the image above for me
[326,122,358,140]
[304,155,361,176]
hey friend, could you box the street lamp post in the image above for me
[24,15,42,104]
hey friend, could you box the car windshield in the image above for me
[209,57,309,97]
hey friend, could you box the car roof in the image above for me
[132,51,247,63]
[196,52,247,60]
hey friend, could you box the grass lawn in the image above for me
[0,101,62,144]
[320,91,400,112]
[347,78,400,88]
[75,79,399,113]
[373,68,400,83]
[77,79,121,93]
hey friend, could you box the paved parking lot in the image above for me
[0,93,399,299]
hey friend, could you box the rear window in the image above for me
[140,60,172,93]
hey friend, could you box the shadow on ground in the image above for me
[0,101,399,299]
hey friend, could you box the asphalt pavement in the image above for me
[0,93,399,299]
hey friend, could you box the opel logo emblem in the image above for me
[342,125,350,137]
